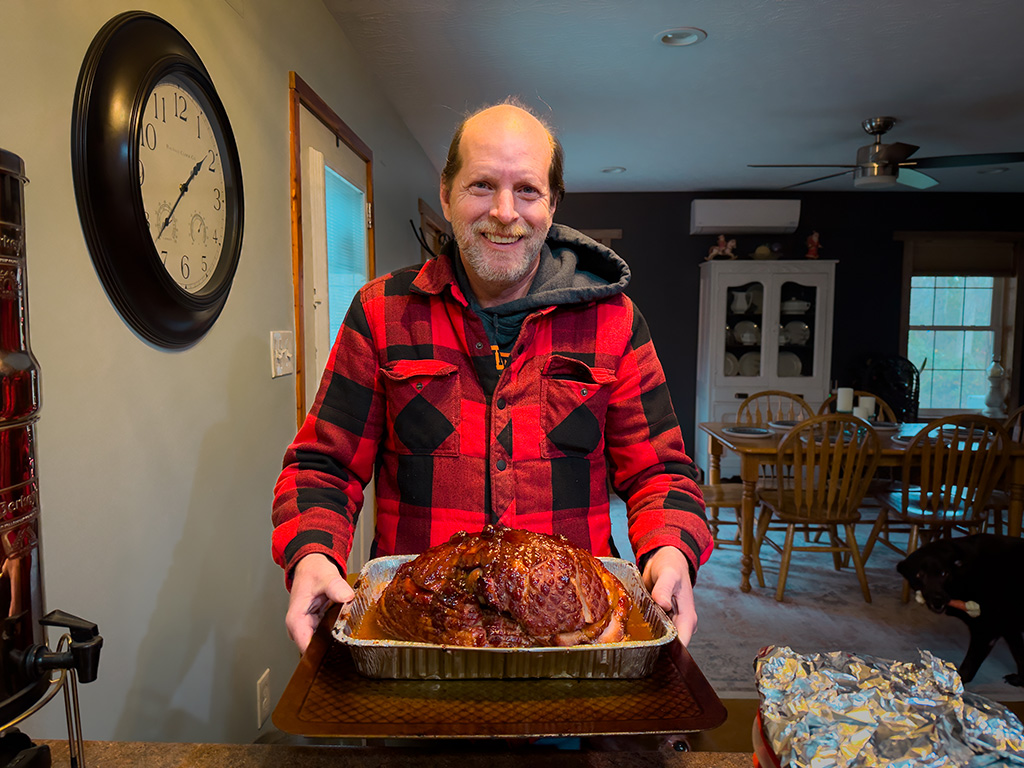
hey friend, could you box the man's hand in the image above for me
[642,546,697,646]
[285,553,355,653]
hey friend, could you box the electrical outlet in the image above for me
[256,668,271,729]
[270,331,294,378]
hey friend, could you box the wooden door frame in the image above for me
[288,72,375,428]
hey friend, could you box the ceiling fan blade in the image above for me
[876,141,919,164]
[897,168,939,189]
[781,169,856,189]
[748,164,856,168]
[907,152,1024,169]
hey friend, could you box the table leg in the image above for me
[708,438,723,485]
[739,455,759,593]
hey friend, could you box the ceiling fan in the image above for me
[749,116,1024,189]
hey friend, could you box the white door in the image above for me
[297,100,374,574]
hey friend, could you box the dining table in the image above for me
[698,421,1024,593]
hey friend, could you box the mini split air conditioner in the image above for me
[689,199,801,235]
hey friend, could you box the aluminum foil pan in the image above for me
[332,555,676,680]
[754,645,1024,767]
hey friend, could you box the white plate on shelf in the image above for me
[723,426,772,439]
[783,321,810,346]
[778,351,802,377]
[724,352,739,376]
[738,351,761,376]
[734,320,760,345]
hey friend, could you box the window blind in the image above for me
[324,166,367,342]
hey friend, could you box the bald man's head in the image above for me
[441,98,565,205]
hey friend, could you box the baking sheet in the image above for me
[332,555,675,679]
[273,604,727,739]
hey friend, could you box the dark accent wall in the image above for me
[555,191,1024,457]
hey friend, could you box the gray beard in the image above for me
[454,220,546,287]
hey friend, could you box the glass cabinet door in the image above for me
[723,280,764,378]
[777,279,817,378]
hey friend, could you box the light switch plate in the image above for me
[270,331,294,378]
[256,668,271,728]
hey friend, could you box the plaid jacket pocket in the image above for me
[381,359,461,456]
[540,355,616,459]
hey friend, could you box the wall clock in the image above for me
[72,11,244,349]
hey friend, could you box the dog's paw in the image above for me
[1004,673,1024,687]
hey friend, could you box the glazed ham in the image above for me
[376,526,632,647]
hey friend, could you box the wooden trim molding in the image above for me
[288,72,375,428]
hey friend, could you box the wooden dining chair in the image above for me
[819,390,899,514]
[817,391,898,423]
[862,414,1011,601]
[752,414,881,603]
[984,404,1024,534]
[698,482,745,548]
[700,391,814,553]
[737,390,814,426]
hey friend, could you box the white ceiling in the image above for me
[322,0,1024,194]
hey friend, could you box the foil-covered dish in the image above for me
[754,645,1024,767]
[332,555,676,680]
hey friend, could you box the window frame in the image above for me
[898,232,1023,418]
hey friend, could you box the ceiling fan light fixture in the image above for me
[656,27,707,47]
[853,164,898,188]
[601,166,627,174]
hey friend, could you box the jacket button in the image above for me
[496,459,507,471]
[475,342,483,349]
[497,398,506,409]
[580,387,588,397]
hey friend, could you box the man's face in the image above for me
[440,107,557,292]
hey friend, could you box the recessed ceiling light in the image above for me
[656,27,707,47]
[602,166,627,174]
[977,167,1009,174]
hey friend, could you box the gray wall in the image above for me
[5,0,438,744]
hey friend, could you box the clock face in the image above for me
[139,75,228,295]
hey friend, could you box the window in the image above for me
[907,276,1000,410]
[898,232,1021,417]
[324,167,367,343]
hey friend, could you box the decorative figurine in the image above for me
[805,231,821,259]
[706,234,737,261]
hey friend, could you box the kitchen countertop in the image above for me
[41,740,755,767]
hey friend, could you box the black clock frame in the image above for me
[72,11,244,349]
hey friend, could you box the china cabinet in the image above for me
[694,260,837,478]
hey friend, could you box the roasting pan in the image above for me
[274,600,726,739]
[331,555,676,680]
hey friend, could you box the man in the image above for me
[272,99,711,653]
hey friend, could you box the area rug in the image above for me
[686,525,1024,702]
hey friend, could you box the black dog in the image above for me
[897,534,1024,686]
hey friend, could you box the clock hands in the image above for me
[156,156,205,241]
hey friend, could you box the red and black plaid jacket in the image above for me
[272,231,710,583]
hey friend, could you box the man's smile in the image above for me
[482,232,522,245]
